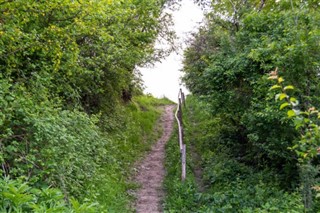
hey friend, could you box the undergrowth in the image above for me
[0,94,172,212]
[164,125,198,212]
[164,95,304,212]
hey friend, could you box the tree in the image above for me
[0,0,175,209]
[182,0,320,187]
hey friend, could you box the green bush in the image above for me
[182,1,320,187]
[0,177,97,213]
[0,77,167,211]
[0,0,174,211]
[0,79,110,198]
[164,96,305,212]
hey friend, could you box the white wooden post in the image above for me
[181,144,186,181]
[175,89,187,181]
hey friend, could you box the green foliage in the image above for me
[268,73,320,211]
[164,125,199,212]
[92,96,170,212]
[0,177,97,212]
[0,0,173,112]
[0,0,174,211]
[197,179,304,213]
[182,0,320,188]
[180,0,320,211]
[268,73,320,162]
[164,96,304,212]
[0,92,165,211]
[0,78,111,199]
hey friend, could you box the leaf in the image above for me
[278,77,284,83]
[287,110,295,118]
[279,93,287,101]
[300,112,309,116]
[270,85,281,90]
[295,122,304,130]
[290,97,297,102]
[280,102,289,110]
[284,85,294,90]
[290,97,299,106]
[304,118,310,123]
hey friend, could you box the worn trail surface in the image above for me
[134,105,175,213]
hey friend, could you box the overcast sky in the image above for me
[139,0,204,102]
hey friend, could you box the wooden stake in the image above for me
[181,92,186,107]
[181,144,186,181]
[175,89,187,181]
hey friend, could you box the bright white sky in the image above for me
[139,0,204,102]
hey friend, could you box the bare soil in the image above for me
[134,105,175,213]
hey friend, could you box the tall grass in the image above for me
[89,95,173,212]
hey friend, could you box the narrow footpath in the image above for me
[134,105,175,213]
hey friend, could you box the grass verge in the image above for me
[0,95,173,213]
[89,95,174,212]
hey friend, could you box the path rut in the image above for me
[134,105,175,213]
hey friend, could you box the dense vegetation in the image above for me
[2,0,320,211]
[165,96,304,212]
[179,0,320,211]
[0,0,174,211]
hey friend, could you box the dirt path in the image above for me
[134,105,175,213]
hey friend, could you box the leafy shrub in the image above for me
[0,177,97,213]
[0,77,166,211]
[0,79,110,199]
[199,183,304,213]
[0,0,174,211]
[182,1,320,187]
[164,96,305,212]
